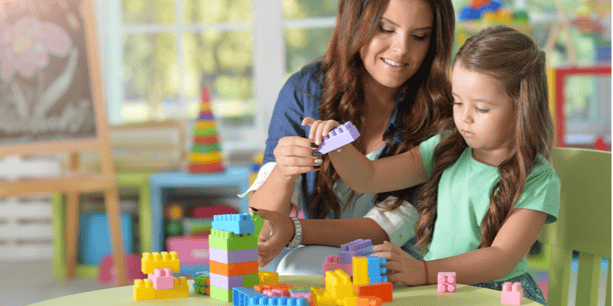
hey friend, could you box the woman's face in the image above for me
[359,0,433,91]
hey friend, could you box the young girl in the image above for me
[303,26,559,305]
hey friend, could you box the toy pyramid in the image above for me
[189,85,226,173]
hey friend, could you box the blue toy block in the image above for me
[482,0,503,13]
[78,212,134,265]
[213,213,255,234]
[247,296,308,306]
[366,256,387,276]
[460,6,481,20]
[316,121,360,154]
[369,275,388,283]
[339,239,373,264]
[232,287,264,306]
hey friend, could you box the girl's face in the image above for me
[359,0,433,92]
[451,63,516,166]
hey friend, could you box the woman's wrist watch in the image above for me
[286,216,302,248]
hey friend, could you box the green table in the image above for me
[52,171,153,278]
[31,276,541,305]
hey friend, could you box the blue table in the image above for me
[149,166,251,252]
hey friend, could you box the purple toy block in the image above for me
[209,247,258,264]
[148,268,174,290]
[437,272,456,293]
[212,213,255,234]
[339,239,373,264]
[501,282,523,305]
[198,113,215,120]
[316,122,360,154]
[210,272,244,289]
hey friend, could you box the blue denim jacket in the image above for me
[263,61,410,219]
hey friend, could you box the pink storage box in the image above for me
[167,236,210,265]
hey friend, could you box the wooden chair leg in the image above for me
[104,188,128,286]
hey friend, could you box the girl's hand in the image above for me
[273,136,322,179]
[372,241,424,286]
[250,208,296,267]
[301,117,341,147]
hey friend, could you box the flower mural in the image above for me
[0,16,71,82]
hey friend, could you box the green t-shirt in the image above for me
[420,135,560,282]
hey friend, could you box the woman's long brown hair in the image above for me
[415,26,554,248]
[309,0,455,219]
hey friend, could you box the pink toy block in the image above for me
[167,236,209,265]
[323,255,353,280]
[437,272,456,293]
[148,268,174,290]
[263,288,285,297]
[290,292,312,305]
[98,253,145,284]
[501,282,523,305]
[317,121,360,154]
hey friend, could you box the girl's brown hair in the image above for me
[309,0,455,219]
[415,26,554,248]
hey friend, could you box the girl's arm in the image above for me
[303,117,429,193]
[376,208,547,285]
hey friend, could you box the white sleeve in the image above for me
[363,196,418,247]
[237,162,301,210]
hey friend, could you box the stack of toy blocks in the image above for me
[209,213,259,302]
[189,85,226,173]
[437,272,457,293]
[133,251,189,301]
[501,281,523,305]
[316,121,360,154]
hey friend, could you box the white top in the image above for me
[238,147,418,247]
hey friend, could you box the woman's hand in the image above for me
[250,208,297,267]
[273,136,322,180]
[372,241,425,286]
[301,117,341,147]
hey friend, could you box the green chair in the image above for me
[538,147,611,306]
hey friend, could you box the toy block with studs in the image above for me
[247,296,309,306]
[323,255,353,281]
[232,287,265,306]
[356,296,383,306]
[355,282,393,302]
[353,256,370,286]
[366,256,387,283]
[141,252,180,274]
[317,121,360,154]
[325,270,353,300]
[193,272,210,295]
[212,213,255,235]
[290,292,312,305]
[339,239,373,263]
[210,260,259,277]
[437,272,457,293]
[259,270,279,285]
[209,247,258,264]
[133,277,189,301]
[211,286,234,303]
[208,229,258,251]
[148,268,174,290]
[501,281,523,305]
[311,287,336,306]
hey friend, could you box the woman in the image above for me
[242,0,455,274]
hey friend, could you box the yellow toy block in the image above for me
[352,256,369,286]
[133,277,189,301]
[141,252,180,274]
[310,287,336,306]
[189,152,223,164]
[195,121,216,129]
[258,270,279,285]
[325,270,353,300]
[200,103,211,112]
[340,297,358,306]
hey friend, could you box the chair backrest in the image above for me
[539,147,611,306]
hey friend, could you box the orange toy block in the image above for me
[254,284,273,293]
[209,260,258,276]
[272,283,294,296]
[356,296,383,306]
[356,282,393,302]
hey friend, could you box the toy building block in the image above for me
[316,121,360,154]
[355,282,393,302]
[211,285,234,303]
[311,287,337,306]
[366,256,387,283]
[339,239,373,263]
[210,260,259,277]
[437,272,456,293]
[141,252,180,274]
[251,212,265,238]
[353,256,370,286]
[259,270,279,285]
[209,228,258,251]
[148,268,174,290]
[210,272,244,289]
[193,272,210,295]
[210,247,258,264]
[213,213,255,235]
[248,296,309,306]
[323,255,353,281]
[133,277,189,301]
[501,282,523,305]
[271,283,294,296]
[243,273,260,287]
[325,270,353,300]
[233,287,265,306]
[290,292,312,305]
[254,284,274,293]
[263,289,285,297]
[356,296,383,306]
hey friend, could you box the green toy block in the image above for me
[192,144,222,153]
[194,127,218,136]
[209,229,258,251]
[251,213,265,238]
[210,286,233,302]
[243,273,260,287]
[513,9,529,20]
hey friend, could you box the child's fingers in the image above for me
[323,120,340,136]
[308,120,322,141]
[384,260,405,274]
[301,117,316,126]
[315,121,328,145]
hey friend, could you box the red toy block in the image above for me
[437,272,456,293]
[148,268,174,290]
[210,260,258,276]
[356,296,383,306]
[501,281,523,305]
[254,284,273,293]
[189,163,226,173]
[356,282,393,302]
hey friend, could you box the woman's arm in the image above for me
[376,208,547,285]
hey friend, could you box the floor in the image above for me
[0,260,607,306]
